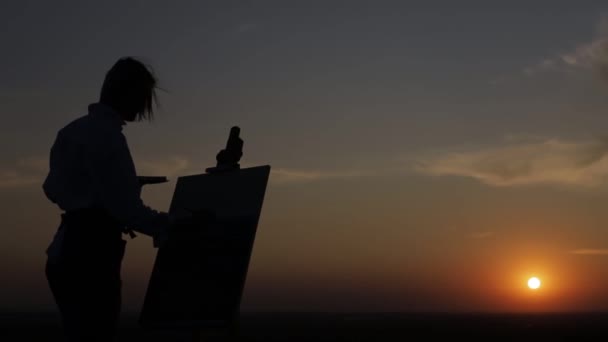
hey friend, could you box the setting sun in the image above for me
[528,277,541,290]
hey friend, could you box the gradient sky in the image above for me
[3,1,608,313]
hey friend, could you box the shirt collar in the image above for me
[88,102,126,127]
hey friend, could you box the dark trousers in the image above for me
[46,209,126,342]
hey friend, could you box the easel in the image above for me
[139,127,270,342]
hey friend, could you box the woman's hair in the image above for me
[99,57,158,121]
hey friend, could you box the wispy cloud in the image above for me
[416,138,608,187]
[0,157,47,188]
[136,156,192,178]
[270,168,365,185]
[0,155,195,189]
[570,249,608,255]
[470,231,494,239]
[0,155,369,189]
[234,23,258,34]
[524,16,608,80]
[523,58,558,76]
[135,156,370,185]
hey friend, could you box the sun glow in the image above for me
[528,277,541,290]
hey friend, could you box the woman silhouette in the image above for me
[43,57,170,341]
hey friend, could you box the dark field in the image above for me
[2,312,608,341]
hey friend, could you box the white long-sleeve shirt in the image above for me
[43,102,169,241]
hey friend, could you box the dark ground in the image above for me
[2,312,608,341]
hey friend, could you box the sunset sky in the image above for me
[4,1,608,313]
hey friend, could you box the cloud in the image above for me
[135,157,369,185]
[416,138,608,187]
[234,23,258,34]
[558,38,608,73]
[135,156,192,178]
[0,156,367,189]
[570,249,608,255]
[0,156,196,189]
[524,16,608,80]
[523,58,557,75]
[0,157,47,188]
[0,172,41,188]
[270,168,365,185]
[470,231,494,239]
